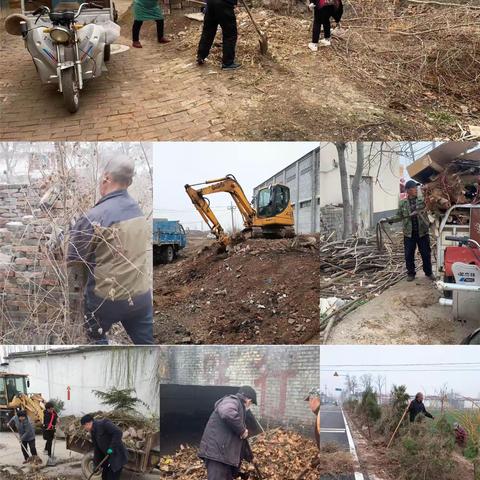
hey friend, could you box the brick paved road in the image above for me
[0,27,230,141]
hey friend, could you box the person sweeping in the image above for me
[132,0,170,48]
[8,411,39,464]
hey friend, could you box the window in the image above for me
[300,200,312,208]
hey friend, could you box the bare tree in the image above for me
[360,374,373,392]
[335,142,352,239]
[352,143,365,235]
[0,142,19,183]
[375,375,386,404]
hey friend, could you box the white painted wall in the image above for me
[5,348,159,417]
[319,143,400,215]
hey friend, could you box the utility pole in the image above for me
[227,202,237,233]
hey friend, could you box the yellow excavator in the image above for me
[185,174,295,247]
[0,372,45,429]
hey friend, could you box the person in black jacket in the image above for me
[408,393,434,423]
[81,415,129,480]
[197,0,240,70]
[198,386,257,480]
[43,402,58,459]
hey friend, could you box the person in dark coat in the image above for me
[81,415,129,480]
[8,411,38,464]
[304,388,320,449]
[198,386,257,480]
[408,393,434,423]
[196,0,240,70]
[43,402,58,459]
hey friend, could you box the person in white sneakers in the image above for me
[308,0,340,51]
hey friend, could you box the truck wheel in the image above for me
[161,245,175,264]
[104,44,111,62]
[81,452,102,480]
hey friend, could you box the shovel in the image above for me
[45,436,57,467]
[239,0,268,55]
[88,453,110,480]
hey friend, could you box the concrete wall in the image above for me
[159,345,320,432]
[5,347,160,416]
[253,148,320,234]
[319,143,400,216]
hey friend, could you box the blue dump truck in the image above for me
[153,219,187,265]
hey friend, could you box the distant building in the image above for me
[253,147,320,234]
[4,347,160,416]
[319,143,401,237]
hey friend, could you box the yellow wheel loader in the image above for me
[0,372,45,429]
[185,174,295,247]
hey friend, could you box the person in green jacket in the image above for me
[132,0,170,48]
[384,180,434,282]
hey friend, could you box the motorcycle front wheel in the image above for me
[62,67,80,113]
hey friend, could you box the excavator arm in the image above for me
[185,175,256,246]
[8,393,45,424]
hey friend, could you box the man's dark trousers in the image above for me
[197,0,237,66]
[21,440,37,460]
[205,459,237,480]
[404,233,433,276]
[101,465,122,480]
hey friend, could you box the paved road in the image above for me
[320,404,350,449]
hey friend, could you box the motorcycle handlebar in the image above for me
[75,2,104,17]
[445,235,470,244]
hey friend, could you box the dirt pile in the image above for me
[159,428,320,479]
[153,236,320,344]
[63,410,158,450]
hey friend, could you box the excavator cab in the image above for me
[0,373,29,429]
[256,185,290,218]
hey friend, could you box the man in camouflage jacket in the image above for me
[385,180,434,282]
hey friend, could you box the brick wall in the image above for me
[320,204,344,239]
[0,183,73,343]
[160,345,320,431]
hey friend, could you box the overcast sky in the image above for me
[321,345,480,398]
[153,142,318,231]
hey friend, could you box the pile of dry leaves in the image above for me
[159,428,320,479]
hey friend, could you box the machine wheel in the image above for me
[462,329,480,345]
[81,452,102,480]
[443,275,454,299]
[62,67,80,113]
[160,245,175,264]
[104,44,111,62]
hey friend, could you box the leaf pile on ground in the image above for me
[159,428,320,479]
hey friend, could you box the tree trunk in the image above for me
[352,143,365,235]
[335,142,352,239]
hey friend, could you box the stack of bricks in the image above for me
[0,183,65,341]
